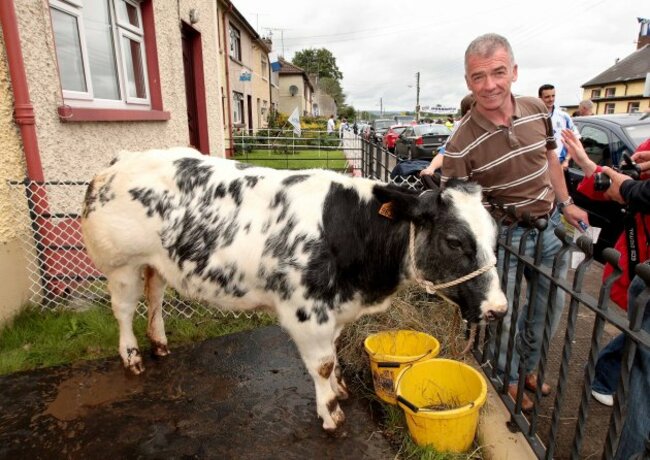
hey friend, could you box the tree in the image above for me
[318,77,345,106]
[292,48,343,81]
[337,105,356,121]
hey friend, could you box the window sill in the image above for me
[58,106,171,122]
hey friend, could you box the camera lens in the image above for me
[593,172,611,191]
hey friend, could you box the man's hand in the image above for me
[419,165,435,177]
[562,204,590,230]
[601,166,633,204]
[631,150,650,179]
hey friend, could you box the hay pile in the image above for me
[337,285,473,385]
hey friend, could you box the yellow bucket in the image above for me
[364,330,440,404]
[395,358,487,453]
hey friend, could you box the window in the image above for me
[591,89,601,99]
[233,92,244,125]
[628,101,640,113]
[604,87,616,97]
[229,24,241,61]
[604,103,615,114]
[50,0,150,108]
[578,125,611,166]
[261,55,268,79]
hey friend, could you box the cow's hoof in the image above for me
[127,361,145,375]
[324,425,348,438]
[150,342,170,357]
[125,347,144,374]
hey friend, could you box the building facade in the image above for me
[0,0,228,323]
[580,20,650,115]
[277,58,314,117]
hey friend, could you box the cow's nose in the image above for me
[486,308,507,321]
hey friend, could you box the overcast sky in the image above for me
[234,0,647,113]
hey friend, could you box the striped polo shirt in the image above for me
[441,95,557,218]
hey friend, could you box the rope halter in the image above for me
[408,223,495,295]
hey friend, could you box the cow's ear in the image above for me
[373,184,433,221]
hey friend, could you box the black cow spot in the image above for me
[204,264,248,297]
[312,304,329,324]
[228,179,243,206]
[82,180,97,218]
[282,174,309,186]
[174,157,213,194]
[214,183,227,199]
[243,175,260,188]
[244,222,251,233]
[264,269,294,300]
[129,187,174,219]
[235,162,254,170]
[270,191,289,223]
[108,157,119,166]
[296,307,310,322]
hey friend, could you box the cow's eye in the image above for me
[446,236,462,251]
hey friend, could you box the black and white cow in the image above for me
[81,147,507,431]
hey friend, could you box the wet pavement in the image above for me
[0,325,393,460]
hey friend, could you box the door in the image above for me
[181,23,209,153]
[247,95,253,134]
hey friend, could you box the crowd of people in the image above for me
[413,33,648,459]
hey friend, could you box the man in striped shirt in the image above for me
[440,33,589,411]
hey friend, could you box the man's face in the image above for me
[465,47,518,113]
[540,89,555,110]
[579,106,593,116]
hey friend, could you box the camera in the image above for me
[593,153,641,191]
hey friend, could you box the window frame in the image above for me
[604,103,616,114]
[604,87,616,97]
[50,0,94,101]
[118,26,150,105]
[51,0,168,121]
[233,91,244,125]
[627,101,640,113]
[591,89,601,99]
[229,24,241,61]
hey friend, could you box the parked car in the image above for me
[566,113,650,262]
[394,124,451,160]
[369,119,395,144]
[383,125,409,152]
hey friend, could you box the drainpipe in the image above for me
[222,1,234,157]
[0,0,45,184]
[1,0,52,298]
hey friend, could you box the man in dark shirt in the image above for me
[596,159,650,460]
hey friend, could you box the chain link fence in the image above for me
[6,180,264,320]
[7,137,413,320]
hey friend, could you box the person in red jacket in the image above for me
[562,129,650,408]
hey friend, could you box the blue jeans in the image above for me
[615,274,650,460]
[592,334,624,395]
[494,210,568,383]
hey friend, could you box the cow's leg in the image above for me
[144,266,169,357]
[330,325,349,400]
[286,321,345,432]
[107,265,145,374]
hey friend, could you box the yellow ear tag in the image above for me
[379,202,394,219]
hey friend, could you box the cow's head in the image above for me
[374,180,507,323]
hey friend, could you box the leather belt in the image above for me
[501,205,556,227]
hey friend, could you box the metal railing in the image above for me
[361,137,650,459]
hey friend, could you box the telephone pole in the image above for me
[415,72,420,122]
[380,97,383,116]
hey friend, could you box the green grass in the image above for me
[0,306,275,376]
[234,149,349,171]
[381,404,483,459]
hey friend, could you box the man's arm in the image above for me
[546,149,589,228]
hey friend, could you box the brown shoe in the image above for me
[525,373,551,396]
[508,383,534,412]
